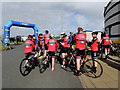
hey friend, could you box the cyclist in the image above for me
[32,35,36,44]
[69,32,74,49]
[89,32,99,73]
[47,34,58,71]
[4,36,11,50]
[100,32,112,59]
[73,27,86,75]
[59,32,69,68]
[24,35,38,67]
[43,30,50,58]
[38,33,44,56]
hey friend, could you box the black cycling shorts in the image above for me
[25,52,35,59]
[44,44,48,50]
[103,45,110,48]
[6,43,10,46]
[76,48,85,56]
[61,47,68,53]
[91,51,98,58]
[38,45,42,49]
[48,51,55,56]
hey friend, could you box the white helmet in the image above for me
[61,32,65,35]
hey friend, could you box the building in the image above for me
[84,30,102,41]
[104,0,120,41]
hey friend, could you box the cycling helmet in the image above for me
[28,35,33,38]
[78,27,83,31]
[92,31,98,35]
[51,34,55,38]
[61,32,65,35]
[39,33,43,36]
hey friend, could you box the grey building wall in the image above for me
[105,5,118,20]
[104,0,120,41]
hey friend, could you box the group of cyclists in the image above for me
[24,27,112,76]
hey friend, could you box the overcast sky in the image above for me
[1,1,109,37]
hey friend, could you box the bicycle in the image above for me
[65,50,103,78]
[98,44,114,60]
[61,48,76,72]
[39,52,54,73]
[20,54,40,76]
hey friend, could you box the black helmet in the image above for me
[92,32,98,35]
[39,33,43,36]
[28,35,33,38]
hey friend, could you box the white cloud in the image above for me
[1,0,110,2]
[2,2,108,36]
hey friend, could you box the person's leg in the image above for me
[107,48,110,55]
[62,53,66,66]
[105,48,107,55]
[75,49,81,73]
[7,44,10,50]
[24,53,30,67]
[39,49,42,56]
[76,56,80,71]
[105,48,108,56]
[81,50,86,64]
[9,44,12,50]
[92,51,98,73]
[93,52,98,67]
[52,56,55,71]
[44,45,48,58]
[39,45,42,56]
[44,50,47,57]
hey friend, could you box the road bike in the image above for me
[39,53,53,73]
[20,55,40,76]
[65,50,103,78]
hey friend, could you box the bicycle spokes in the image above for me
[83,59,103,78]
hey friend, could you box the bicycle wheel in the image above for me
[63,56,76,72]
[19,59,32,76]
[83,59,103,78]
[63,60,72,72]
[39,58,48,73]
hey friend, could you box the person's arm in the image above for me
[73,35,76,41]
[110,39,112,44]
[100,37,103,44]
[56,40,58,49]
[47,40,49,47]
[66,37,70,43]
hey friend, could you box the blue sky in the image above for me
[1,1,109,37]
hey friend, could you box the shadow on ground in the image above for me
[100,56,120,71]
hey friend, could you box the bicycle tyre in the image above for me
[39,58,47,73]
[19,58,32,76]
[83,59,103,78]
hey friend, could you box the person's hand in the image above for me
[60,42,64,46]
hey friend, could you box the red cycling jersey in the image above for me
[47,39,58,52]
[90,38,99,51]
[63,36,69,47]
[24,39,35,53]
[102,36,111,45]
[44,34,50,44]
[38,36,43,45]
[74,33,86,49]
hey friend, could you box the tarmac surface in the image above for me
[2,44,83,88]
[2,44,120,89]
